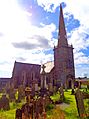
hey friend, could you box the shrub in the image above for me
[46,104,54,111]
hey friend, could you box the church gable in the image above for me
[12,61,41,87]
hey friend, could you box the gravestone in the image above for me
[41,65,46,87]
[31,81,36,97]
[43,95,52,109]
[37,97,44,116]
[40,65,47,97]
[6,81,16,102]
[15,108,22,119]
[16,91,34,119]
[5,81,11,94]
[48,82,53,95]
[33,97,44,118]
[8,88,16,102]
[75,89,85,118]
[59,86,64,102]
[34,99,40,119]
[0,94,10,110]
[35,82,39,92]
[18,85,25,102]
[53,86,57,94]
[71,80,75,94]
[21,102,34,119]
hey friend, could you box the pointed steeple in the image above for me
[58,4,68,47]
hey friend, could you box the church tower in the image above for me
[54,4,75,88]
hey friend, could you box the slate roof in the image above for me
[41,61,54,73]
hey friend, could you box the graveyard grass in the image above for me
[48,90,79,119]
[0,90,89,119]
[63,90,78,119]
[0,99,25,119]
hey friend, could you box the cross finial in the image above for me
[42,64,46,72]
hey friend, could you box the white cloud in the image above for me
[68,27,89,51]
[0,0,56,77]
[0,21,56,77]
[36,0,61,12]
[63,0,89,27]
[0,0,31,35]
[74,51,89,64]
[36,0,89,21]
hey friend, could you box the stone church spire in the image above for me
[58,4,68,47]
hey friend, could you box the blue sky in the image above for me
[0,0,89,78]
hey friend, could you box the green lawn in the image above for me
[63,90,79,119]
[48,89,89,119]
[47,90,79,119]
[0,100,25,119]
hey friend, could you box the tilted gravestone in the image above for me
[75,89,89,118]
[0,94,10,110]
[75,89,85,118]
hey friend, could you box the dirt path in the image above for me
[58,103,70,110]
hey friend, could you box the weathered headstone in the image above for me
[34,99,40,119]
[8,88,16,102]
[21,102,34,119]
[40,65,48,97]
[18,85,25,102]
[65,81,67,91]
[15,86,34,119]
[15,108,22,119]
[59,86,64,102]
[37,97,44,116]
[0,94,10,110]
[75,89,85,118]
[35,82,39,92]
[53,86,57,94]
[71,80,75,94]
[48,82,53,94]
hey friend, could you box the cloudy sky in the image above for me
[0,0,89,78]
